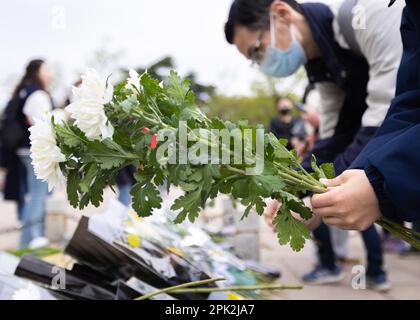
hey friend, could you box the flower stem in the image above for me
[377,218,420,250]
[169,284,303,294]
[275,162,324,189]
[135,277,225,300]
[275,169,326,193]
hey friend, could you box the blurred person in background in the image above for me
[0,144,27,224]
[300,84,352,263]
[224,0,405,290]
[116,167,135,207]
[299,84,319,157]
[269,96,306,153]
[381,218,407,254]
[400,221,420,256]
[3,59,54,248]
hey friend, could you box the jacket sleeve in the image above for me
[357,122,420,222]
[302,127,377,175]
[351,0,420,222]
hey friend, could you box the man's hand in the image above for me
[311,169,382,231]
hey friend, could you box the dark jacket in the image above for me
[1,85,44,201]
[299,2,373,175]
[351,0,420,222]
[116,166,136,188]
[269,117,305,149]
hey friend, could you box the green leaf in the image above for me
[266,133,281,149]
[241,194,266,216]
[67,169,80,208]
[290,149,298,161]
[153,170,165,186]
[113,129,132,149]
[273,144,293,161]
[179,181,199,192]
[320,163,336,179]
[140,72,164,97]
[134,169,153,183]
[87,140,129,170]
[310,155,335,180]
[287,199,313,220]
[79,193,90,210]
[188,169,203,183]
[310,154,323,179]
[273,205,312,252]
[253,175,286,194]
[279,139,288,147]
[277,190,301,203]
[131,182,162,217]
[242,204,253,220]
[171,190,202,223]
[55,123,85,148]
[166,70,194,106]
[89,176,105,207]
[79,164,98,193]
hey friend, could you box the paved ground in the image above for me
[1,190,419,300]
[259,220,420,300]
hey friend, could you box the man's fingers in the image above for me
[312,206,337,218]
[322,216,343,227]
[311,188,340,209]
[320,174,344,188]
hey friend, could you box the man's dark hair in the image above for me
[224,0,303,44]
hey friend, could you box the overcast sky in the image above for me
[0,0,271,104]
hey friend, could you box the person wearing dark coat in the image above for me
[1,59,53,248]
[0,146,26,221]
[268,96,306,151]
[312,0,420,229]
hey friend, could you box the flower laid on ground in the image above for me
[65,68,114,141]
[29,115,66,191]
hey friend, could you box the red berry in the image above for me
[150,134,158,149]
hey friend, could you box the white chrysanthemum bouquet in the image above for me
[29,69,420,251]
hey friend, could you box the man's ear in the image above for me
[270,0,293,25]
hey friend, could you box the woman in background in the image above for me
[11,59,54,248]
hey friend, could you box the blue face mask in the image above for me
[260,13,307,77]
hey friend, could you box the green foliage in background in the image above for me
[205,94,276,126]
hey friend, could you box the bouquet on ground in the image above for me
[29,69,420,252]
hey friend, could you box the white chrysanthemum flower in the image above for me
[29,115,66,192]
[126,69,141,92]
[65,68,114,141]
